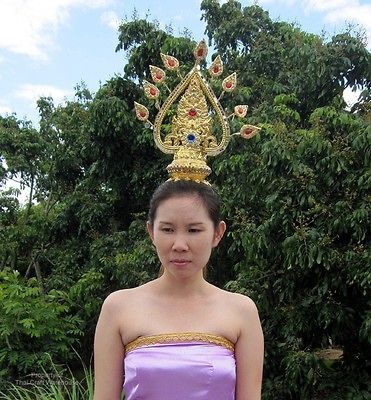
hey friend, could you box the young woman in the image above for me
[93,180,264,400]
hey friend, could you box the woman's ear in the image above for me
[146,221,154,242]
[212,221,226,247]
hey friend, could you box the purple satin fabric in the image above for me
[123,341,236,400]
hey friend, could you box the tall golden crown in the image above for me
[134,40,260,184]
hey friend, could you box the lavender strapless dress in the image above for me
[123,332,236,400]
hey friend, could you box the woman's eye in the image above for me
[161,227,173,232]
[189,228,201,233]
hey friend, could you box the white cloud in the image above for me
[0,105,12,114]
[14,84,72,105]
[0,0,113,60]
[324,4,371,28]
[305,0,357,13]
[257,0,297,5]
[255,0,371,46]
[101,10,120,30]
[305,0,371,45]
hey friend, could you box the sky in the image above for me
[0,0,371,127]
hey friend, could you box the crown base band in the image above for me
[167,162,211,184]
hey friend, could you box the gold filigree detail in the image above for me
[153,67,230,183]
[125,332,235,354]
[164,75,216,149]
[154,68,230,155]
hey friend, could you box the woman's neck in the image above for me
[155,272,211,299]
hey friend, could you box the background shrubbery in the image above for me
[0,1,370,398]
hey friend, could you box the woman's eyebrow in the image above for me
[158,221,205,225]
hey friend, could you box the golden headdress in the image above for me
[134,40,260,184]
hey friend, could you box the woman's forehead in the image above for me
[156,195,209,218]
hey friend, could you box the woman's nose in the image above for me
[172,234,189,251]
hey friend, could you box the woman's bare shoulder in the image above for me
[216,287,259,314]
[102,281,156,310]
[104,286,148,306]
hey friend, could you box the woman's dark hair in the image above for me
[148,180,221,228]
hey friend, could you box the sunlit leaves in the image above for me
[0,269,83,377]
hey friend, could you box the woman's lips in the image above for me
[171,259,190,266]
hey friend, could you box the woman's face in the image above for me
[147,194,226,280]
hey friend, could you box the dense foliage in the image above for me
[0,1,370,398]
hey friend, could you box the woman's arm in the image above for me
[93,292,125,400]
[235,296,264,400]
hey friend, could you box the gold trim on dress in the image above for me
[124,332,235,354]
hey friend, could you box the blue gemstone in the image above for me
[187,133,196,144]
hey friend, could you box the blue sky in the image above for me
[0,0,370,127]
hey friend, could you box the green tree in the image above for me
[0,116,44,216]
[198,1,371,398]
[0,269,83,380]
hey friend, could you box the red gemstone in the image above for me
[139,111,146,118]
[213,66,219,73]
[156,72,163,80]
[188,108,197,117]
[168,59,175,67]
[150,88,157,96]
[226,82,233,89]
[197,49,204,57]
[238,107,244,113]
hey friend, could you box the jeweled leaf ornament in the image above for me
[194,39,208,63]
[208,55,223,77]
[134,102,149,122]
[222,72,237,92]
[240,124,261,139]
[160,53,179,71]
[149,65,166,83]
[234,105,248,118]
[143,81,160,99]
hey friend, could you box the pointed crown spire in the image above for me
[134,39,260,184]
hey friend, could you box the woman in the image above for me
[93,180,264,400]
